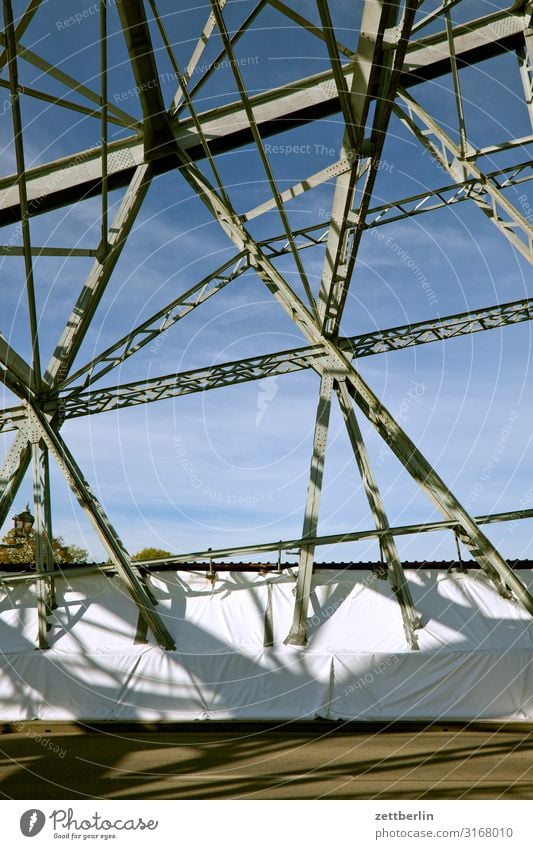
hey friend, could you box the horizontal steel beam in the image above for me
[361,161,533,231]
[134,507,533,565]
[1,297,530,429]
[253,159,533,257]
[1,506,531,582]
[0,7,526,226]
[402,5,529,83]
[0,246,97,257]
[55,348,321,417]
[47,297,533,419]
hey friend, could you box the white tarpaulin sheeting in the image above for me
[0,568,531,720]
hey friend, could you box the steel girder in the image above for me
[28,436,54,649]
[0,295,528,425]
[148,9,533,634]
[317,0,416,336]
[335,380,422,650]
[118,506,533,568]
[237,159,533,266]
[395,90,533,261]
[518,23,533,129]
[0,6,529,226]
[1,1,532,651]
[285,371,335,645]
[2,505,533,586]
[285,0,408,644]
[2,505,532,582]
[53,296,533,416]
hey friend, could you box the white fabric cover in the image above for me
[0,569,531,720]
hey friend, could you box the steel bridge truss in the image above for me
[0,0,532,648]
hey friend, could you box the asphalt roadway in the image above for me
[0,721,531,800]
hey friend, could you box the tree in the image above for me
[132,547,173,562]
[0,528,88,564]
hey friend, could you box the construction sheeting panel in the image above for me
[0,569,531,720]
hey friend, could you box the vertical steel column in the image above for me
[317,0,394,335]
[518,27,533,130]
[25,404,176,650]
[30,437,54,649]
[282,0,396,644]
[443,0,468,158]
[40,443,56,608]
[336,380,421,648]
[3,0,41,382]
[285,372,334,645]
[100,0,109,257]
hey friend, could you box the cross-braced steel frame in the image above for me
[1,0,532,649]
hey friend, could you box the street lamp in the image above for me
[13,504,35,540]
[0,504,35,550]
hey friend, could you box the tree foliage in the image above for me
[132,547,173,562]
[0,528,88,564]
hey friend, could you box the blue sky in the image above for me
[1,0,532,563]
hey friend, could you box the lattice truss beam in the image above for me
[0,0,532,648]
